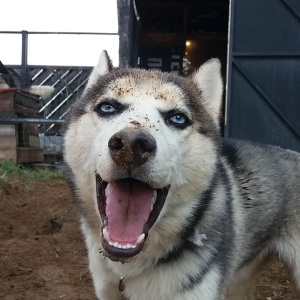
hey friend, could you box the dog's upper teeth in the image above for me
[151,190,157,211]
[135,233,145,245]
[152,190,157,203]
[103,227,110,241]
[105,185,109,197]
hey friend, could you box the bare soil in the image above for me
[0,177,299,300]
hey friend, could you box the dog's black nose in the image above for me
[108,128,156,167]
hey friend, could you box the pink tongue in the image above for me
[105,181,153,243]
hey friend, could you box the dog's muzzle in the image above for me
[96,128,169,259]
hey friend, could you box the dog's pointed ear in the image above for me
[193,59,223,123]
[87,50,113,87]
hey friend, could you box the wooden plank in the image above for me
[17,147,44,163]
[117,0,133,68]
[0,125,17,162]
[15,104,37,117]
[0,91,14,113]
[28,135,40,148]
[0,125,16,148]
[23,123,40,135]
[0,136,17,147]
[14,90,40,110]
[0,148,17,163]
[0,124,16,135]
[19,125,40,147]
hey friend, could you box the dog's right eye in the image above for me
[95,100,124,117]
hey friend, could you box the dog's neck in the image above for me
[117,229,207,298]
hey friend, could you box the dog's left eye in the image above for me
[170,114,186,124]
[168,112,191,129]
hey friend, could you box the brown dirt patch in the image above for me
[0,177,94,300]
[0,177,299,299]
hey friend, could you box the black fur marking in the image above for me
[180,247,219,292]
[214,161,234,291]
[157,166,218,266]
[180,161,234,293]
[221,139,239,167]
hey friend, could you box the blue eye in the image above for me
[95,100,124,117]
[100,103,117,113]
[165,111,191,129]
[169,114,187,124]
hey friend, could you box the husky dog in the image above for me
[64,51,300,300]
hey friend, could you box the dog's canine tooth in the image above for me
[151,190,157,204]
[105,185,109,197]
[151,190,157,211]
[103,228,110,241]
[135,233,145,245]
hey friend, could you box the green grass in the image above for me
[0,160,66,182]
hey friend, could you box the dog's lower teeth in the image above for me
[107,240,137,249]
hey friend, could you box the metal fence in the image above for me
[0,31,117,164]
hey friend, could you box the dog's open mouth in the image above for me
[96,174,169,257]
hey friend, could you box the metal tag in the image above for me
[119,276,125,292]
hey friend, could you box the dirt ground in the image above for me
[0,176,299,300]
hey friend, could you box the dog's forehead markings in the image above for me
[107,75,185,106]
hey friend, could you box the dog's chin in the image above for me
[96,174,169,260]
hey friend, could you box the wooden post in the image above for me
[20,30,30,89]
[117,0,133,68]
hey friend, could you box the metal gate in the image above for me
[225,0,300,152]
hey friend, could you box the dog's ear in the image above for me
[193,59,223,123]
[87,50,113,87]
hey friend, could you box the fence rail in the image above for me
[0,30,118,163]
